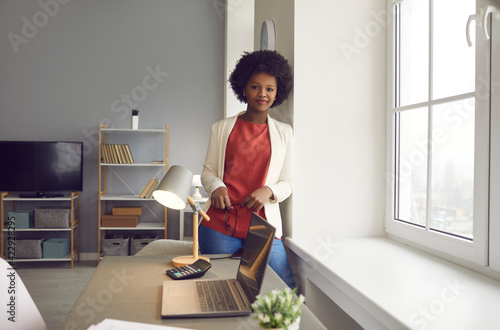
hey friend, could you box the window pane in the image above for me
[399,0,429,106]
[397,108,428,226]
[430,98,475,239]
[432,0,475,99]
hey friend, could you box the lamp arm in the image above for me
[187,196,210,222]
[187,196,209,261]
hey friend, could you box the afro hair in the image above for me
[229,50,293,108]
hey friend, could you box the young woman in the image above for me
[200,50,295,288]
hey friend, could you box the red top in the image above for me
[203,117,271,238]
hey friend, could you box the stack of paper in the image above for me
[87,319,190,330]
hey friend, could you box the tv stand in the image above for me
[1,191,80,268]
[19,192,64,198]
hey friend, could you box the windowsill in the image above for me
[286,236,500,329]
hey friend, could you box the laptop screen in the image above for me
[236,213,276,304]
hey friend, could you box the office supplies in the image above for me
[166,259,212,280]
[161,212,275,318]
[88,318,186,330]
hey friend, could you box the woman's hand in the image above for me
[241,186,273,212]
[210,187,233,210]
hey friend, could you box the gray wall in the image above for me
[0,0,225,254]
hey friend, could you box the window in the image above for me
[387,0,498,269]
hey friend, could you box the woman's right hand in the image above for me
[210,187,233,210]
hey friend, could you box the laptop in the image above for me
[161,212,276,318]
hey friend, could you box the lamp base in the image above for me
[192,187,202,200]
[172,255,210,268]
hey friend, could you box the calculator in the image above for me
[166,259,212,280]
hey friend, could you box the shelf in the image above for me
[100,222,165,231]
[2,223,78,232]
[1,191,80,268]
[98,124,168,263]
[100,128,165,133]
[100,194,159,201]
[3,195,78,201]
[100,163,165,167]
[9,253,72,262]
[3,228,76,232]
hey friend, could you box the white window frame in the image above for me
[385,0,495,270]
[489,11,500,273]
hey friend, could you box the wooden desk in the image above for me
[61,255,326,330]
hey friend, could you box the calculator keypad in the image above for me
[167,264,204,280]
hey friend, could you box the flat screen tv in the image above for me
[0,141,83,197]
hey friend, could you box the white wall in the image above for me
[225,0,295,123]
[224,0,255,118]
[293,0,387,240]
[254,0,295,237]
[255,0,294,126]
[0,0,225,254]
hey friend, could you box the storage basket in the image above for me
[34,207,71,228]
[15,237,46,259]
[101,234,130,256]
[130,234,158,255]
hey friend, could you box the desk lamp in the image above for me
[153,165,210,267]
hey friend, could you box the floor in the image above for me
[15,260,98,330]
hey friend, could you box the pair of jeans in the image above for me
[199,224,296,288]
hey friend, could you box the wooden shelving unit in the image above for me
[0,191,80,268]
[98,124,169,262]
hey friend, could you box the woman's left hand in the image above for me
[241,186,273,212]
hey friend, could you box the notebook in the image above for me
[161,212,276,318]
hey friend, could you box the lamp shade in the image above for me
[153,165,193,210]
[192,174,202,187]
[191,174,202,200]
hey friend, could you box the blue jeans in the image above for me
[199,225,296,288]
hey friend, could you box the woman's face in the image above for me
[243,72,277,113]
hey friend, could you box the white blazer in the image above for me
[201,112,293,238]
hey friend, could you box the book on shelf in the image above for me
[100,144,108,163]
[137,178,161,199]
[116,144,126,164]
[109,144,118,163]
[139,179,161,198]
[104,144,113,163]
[114,144,122,164]
[101,144,113,163]
[100,144,134,164]
[125,145,134,163]
[118,145,126,163]
[139,179,155,198]
[144,179,160,198]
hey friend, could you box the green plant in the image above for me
[252,287,305,329]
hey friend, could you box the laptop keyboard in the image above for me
[196,280,239,312]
